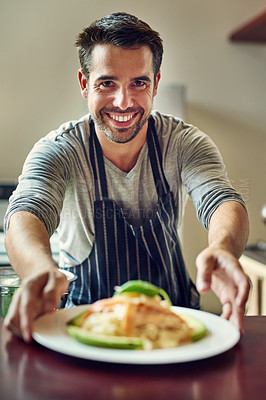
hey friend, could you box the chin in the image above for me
[105,130,139,144]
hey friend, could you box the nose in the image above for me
[113,86,134,110]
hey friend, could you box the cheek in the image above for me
[140,91,155,108]
[88,92,106,111]
[134,89,153,103]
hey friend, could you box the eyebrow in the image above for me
[95,75,152,83]
[134,76,152,83]
[95,75,117,82]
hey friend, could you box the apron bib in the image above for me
[63,118,199,308]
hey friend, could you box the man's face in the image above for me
[80,44,160,143]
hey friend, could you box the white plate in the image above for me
[59,269,77,283]
[33,305,240,364]
[0,268,77,287]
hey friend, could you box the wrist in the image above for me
[208,231,246,259]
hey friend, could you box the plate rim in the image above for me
[33,305,240,365]
[0,268,77,288]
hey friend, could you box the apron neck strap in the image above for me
[89,121,109,200]
[147,117,170,198]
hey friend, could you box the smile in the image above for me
[109,113,135,122]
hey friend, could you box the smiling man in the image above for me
[79,43,160,171]
[82,45,157,145]
[4,12,250,342]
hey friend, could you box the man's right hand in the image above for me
[4,268,69,343]
[4,211,69,342]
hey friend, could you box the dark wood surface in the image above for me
[1,316,266,400]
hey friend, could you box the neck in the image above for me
[95,124,148,173]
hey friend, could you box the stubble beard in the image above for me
[92,109,151,144]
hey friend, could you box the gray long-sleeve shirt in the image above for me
[4,111,246,268]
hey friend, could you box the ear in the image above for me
[153,71,161,97]
[78,69,88,99]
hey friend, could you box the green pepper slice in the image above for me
[67,310,88,327]
[113,280,172,306]
[179,314,207,342]
[67,325,144,349]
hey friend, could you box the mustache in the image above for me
[102,107,142,114]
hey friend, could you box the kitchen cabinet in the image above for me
[229,9,266,42]
[241,251,266,315]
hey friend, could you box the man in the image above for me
[4,12,250,342]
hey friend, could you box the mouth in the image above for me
[105,112,138,127]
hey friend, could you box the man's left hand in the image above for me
[196,245,250,334]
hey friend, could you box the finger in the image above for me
[234,308,245,334]
[232,280,248,334]
[195,251,215,292]
[221,302,232,320]
[42,271,69,312]
[224,265,250,334]
[13,272,52,342]
[19,285,44,343]
[228,303,245,334]
[221,296,245,334]
[233,268,250,308]
[4,288,23,339]
[17,272,50,341]
[4,286,37,343]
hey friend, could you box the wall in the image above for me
[1,0,265,312]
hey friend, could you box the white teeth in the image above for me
[110,114,133,122]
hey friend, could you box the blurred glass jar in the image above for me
[0,266,77,317]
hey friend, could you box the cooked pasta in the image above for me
[77,293,192,350]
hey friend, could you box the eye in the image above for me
[133,80,146,88]
[100,81,115,88]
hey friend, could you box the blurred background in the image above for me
[0,0,265,313]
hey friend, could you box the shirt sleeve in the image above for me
[4,137,71,237]
[179,125,246,230]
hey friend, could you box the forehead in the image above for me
[90,44,154,78]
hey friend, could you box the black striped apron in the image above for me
[63,118,199,309]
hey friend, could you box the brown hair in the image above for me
[75,12,163,80]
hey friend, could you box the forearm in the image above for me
[208,201,249,259]
[5,211,58,279]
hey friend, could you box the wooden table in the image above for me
[1,316,265,400]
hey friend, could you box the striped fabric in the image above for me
[64,118,200,309]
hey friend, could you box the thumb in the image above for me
[42,271,68,312]
[195,251,214,293]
